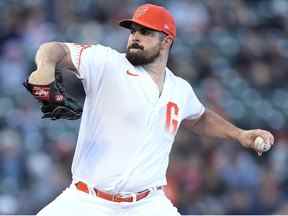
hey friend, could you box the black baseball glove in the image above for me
[23,73,82,120]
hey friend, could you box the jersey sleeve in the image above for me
[65,43,110,95]
[182,82,205,120]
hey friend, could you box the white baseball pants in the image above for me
[36,184,181,216]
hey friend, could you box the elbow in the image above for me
[38,41,58,52]
[36,41,65,65]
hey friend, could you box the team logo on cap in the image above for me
[134,6,149,18]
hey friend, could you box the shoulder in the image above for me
[167,68,193,92]
[66,43,130,66]
[94,45,129,64]
[87,44,120,59]
[87,44,130,68]
[65,43,123,58]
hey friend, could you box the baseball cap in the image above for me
[119,4,176,39]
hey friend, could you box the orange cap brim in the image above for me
[119,19,163,33]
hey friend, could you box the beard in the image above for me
[126,43,161,66]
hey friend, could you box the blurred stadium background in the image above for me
[1,0,288,214]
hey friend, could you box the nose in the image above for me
[131,31,141,42]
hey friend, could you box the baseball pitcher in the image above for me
[24,4,275,216]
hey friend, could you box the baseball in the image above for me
[254,136,271,152]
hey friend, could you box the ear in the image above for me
[161,36,173,49]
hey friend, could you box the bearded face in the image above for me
[125,24,163,66]
[126,41,161,66]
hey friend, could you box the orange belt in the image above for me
[75,181,162,203]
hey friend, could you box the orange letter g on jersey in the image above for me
[166,102,179,134]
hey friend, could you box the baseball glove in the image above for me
[23,73,82,120]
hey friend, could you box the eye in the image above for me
[140,28,151,35]
[130,28,136,34]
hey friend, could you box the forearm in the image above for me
[185,109,244,141]
[28,42,68,84]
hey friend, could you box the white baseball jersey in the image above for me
[65,43,205,193]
